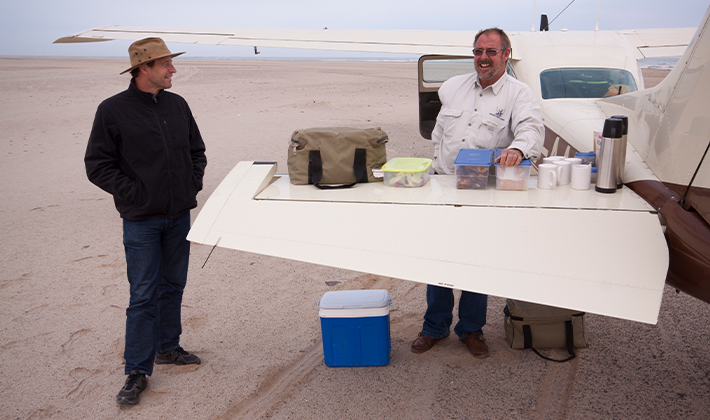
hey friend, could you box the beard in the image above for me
[476,58,503,82]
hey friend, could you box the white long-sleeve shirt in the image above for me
[431,72,544,174]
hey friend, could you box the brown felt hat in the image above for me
[120,37,185,75]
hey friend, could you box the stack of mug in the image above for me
[537,156,592,190]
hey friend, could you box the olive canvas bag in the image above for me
[287,127,388,189]
[504,299,588,362]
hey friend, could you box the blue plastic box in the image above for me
[318,290,392,367]
[454,149,494,189]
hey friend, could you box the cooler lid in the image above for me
[318,289,391,309]
[494,149,532,167]
[454,148,493,166]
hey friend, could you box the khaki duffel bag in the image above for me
[504,299,587,362]
[287,127,388,189]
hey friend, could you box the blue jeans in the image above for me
[122,212,191,375]
[421,285,487,340]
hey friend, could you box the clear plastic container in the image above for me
[575,151,596,165]
[494,149,532,190]
[454,149,493,189]
[381,157,432,187]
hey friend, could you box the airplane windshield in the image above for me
[540,68,638,99]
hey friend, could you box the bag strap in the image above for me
[523,321,576,363]
[352,148,367,183]
[309,149,368,189]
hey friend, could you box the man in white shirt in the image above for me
[412,27,544,358]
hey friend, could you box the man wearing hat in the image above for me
[85,37,207,405]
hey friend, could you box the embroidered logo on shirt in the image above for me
[489,107,505,121]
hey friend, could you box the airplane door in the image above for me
[417,55,475,139]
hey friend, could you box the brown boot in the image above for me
[411,332,449,353]
[462,332,489,358]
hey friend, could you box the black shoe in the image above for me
[116,369,147,405]
[155,347,201,365]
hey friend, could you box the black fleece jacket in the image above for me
[85,80,207,221]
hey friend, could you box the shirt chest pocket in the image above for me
[472,116,509,149]
[437,107,465,140]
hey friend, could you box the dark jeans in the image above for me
[122,212,190,375]
[421,284,487,340]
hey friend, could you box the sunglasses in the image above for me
[472,48,506,57]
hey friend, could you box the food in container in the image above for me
[381,157,432,187]
[454,149,493,189]
[494,149,532,190]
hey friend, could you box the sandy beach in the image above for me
[1,57,708,419]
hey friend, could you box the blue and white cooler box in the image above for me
[317,289,392,367]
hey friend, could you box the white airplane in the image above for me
[54,6,710,325]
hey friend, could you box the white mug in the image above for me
[537,163,558,189]
[543,156,565,164]
[565,157,583,166]
[553,160,572,185]
[571,164,592,190]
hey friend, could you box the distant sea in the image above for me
[192,55,681,69]
[191,55,420,63]
[71,54,680,68]
[639,57,680,70]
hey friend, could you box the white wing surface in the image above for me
[54,26,695,58]
[618,28,698,58]
[187,161,669,324]
[54,26,478,56]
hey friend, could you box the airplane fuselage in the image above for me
[506,28,710,304]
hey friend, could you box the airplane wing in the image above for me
[54,26,695,59]
[617,28,698,58]
[53,26,478,56]
[187,161,669,325]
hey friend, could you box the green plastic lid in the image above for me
[381,157,432,172]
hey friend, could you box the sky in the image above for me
[1,0,708,59]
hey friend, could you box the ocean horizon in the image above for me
[156,55,685,69]
[638,56,680,70]
[3,55,680,69]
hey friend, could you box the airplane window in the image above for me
[421,59,476,83]
[540,68,638,99]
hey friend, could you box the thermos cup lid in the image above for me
[602,117,624,138]
[611,115,628,135]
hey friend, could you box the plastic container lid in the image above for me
[494,149,532,167]
[318,290,391,309]
[454,148,493,166]
[381,157,432,173]
[575,151,595,158]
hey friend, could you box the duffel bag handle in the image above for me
[309,149,367,189]
[523,321,576,363]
